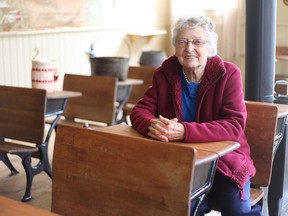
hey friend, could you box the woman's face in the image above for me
[175,27,211,71]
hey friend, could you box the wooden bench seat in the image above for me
[246,101,279,215]
[213,101,279,215]
[250,188,265,206]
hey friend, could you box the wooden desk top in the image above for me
[192,149,219,166]
[0,195,59,216]
[117,78,144,86]
[246,100,288,119]
[274,103,288,118]
[100,124,239,165]
[47,90,82,99]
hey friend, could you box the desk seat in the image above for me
[0,86,51,202]
[212,101,286,215]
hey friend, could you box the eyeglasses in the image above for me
[176,38,206,48]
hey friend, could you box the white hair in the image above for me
[172,15,218,57]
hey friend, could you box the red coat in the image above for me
[130,55,256,189]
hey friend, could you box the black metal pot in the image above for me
[274,80,288,104]
[88,37,131,81]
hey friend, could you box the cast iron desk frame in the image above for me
[116,78,143,124]
[37,91,82,180]
[45,90,82,146]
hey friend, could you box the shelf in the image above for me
[126,29,167,44]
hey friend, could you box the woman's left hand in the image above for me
[148,115,185,142]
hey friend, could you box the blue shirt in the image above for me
[181,71,200,122]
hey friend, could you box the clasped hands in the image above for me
[148,115,185,142]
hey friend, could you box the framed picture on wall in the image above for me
[0,0,103,32]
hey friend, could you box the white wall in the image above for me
[0,27,169,89]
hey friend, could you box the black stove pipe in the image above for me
[245,0,276,103]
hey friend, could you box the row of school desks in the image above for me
[0,82,287,215]
[3,83,288,215]
[3,104,288,215]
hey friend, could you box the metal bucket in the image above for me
[89,37,131,81]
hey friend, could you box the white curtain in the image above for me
[220,0,243,60]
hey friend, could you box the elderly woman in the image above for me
[130,15,262,215]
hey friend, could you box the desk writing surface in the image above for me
[100,124,239,164]
[184,141,240,157]
[192,150,219,166]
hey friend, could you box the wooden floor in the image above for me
[0,161,52,211]
[0,126,223,215]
